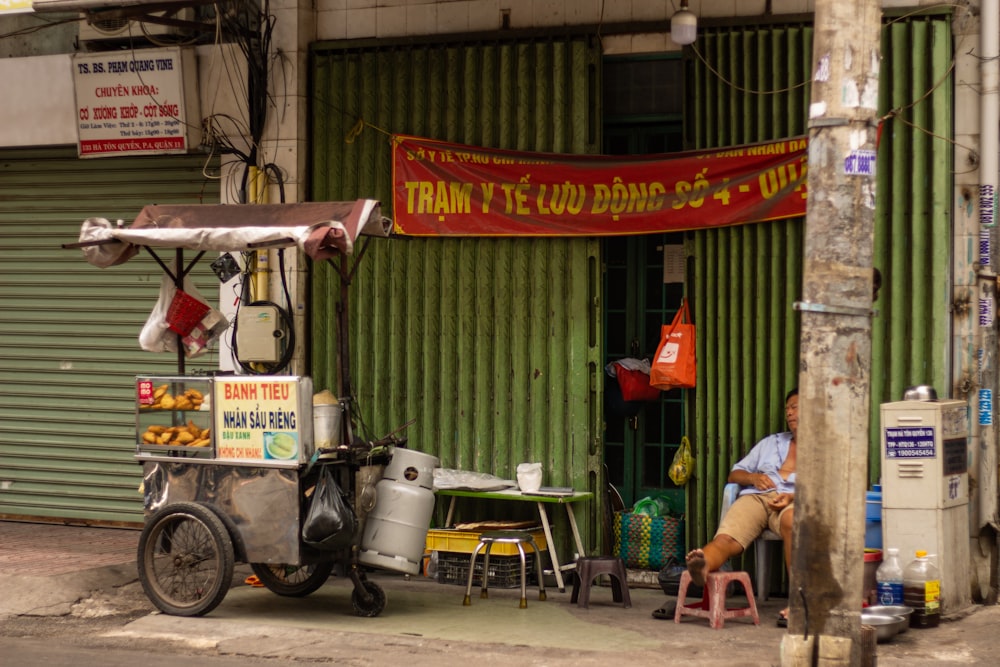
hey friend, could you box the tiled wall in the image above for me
[315,1,933,45]
[316,1,801,41]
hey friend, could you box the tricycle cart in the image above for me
[68,201,439,618]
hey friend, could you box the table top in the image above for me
[435,487,593,503]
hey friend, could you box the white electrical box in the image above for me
[880,398,971,616]
[881,399,968,509]
[236,305,282,363]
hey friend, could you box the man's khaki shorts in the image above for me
[715,491,791,549]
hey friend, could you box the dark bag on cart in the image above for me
[302,466,356,551]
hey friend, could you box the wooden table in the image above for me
[435,488,593,591]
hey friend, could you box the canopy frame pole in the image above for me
[328,235,375,447]
[333,253,352,446]
[139,246,207,375]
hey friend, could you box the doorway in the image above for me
[603,236,687,510]
[602,54,687,511]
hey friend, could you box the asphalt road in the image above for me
[0,637,303,667]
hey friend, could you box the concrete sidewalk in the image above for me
[1,520,996,665]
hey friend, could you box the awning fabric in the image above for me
[76,200,390,268]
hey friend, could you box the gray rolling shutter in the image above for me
[0,147,220,525]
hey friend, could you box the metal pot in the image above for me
[903,385,937,401]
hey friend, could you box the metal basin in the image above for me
[861,612,908,642]
[867,605,913,632]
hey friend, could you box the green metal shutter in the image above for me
[687,15,953,550]
[873,16,953,444]
[687,22,812,551]
[0,147,220,526]
[310,35,604,545]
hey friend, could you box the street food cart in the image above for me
[67,201,439,617]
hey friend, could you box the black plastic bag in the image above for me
[302,466,356,551]
[658,557,695,596]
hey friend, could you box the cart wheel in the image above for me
[351,580,386,617]
[137,502,235,617]
[249,561,335,597]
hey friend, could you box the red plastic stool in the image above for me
[674,570,760,629]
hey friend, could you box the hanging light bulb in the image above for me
[671,1,698,46]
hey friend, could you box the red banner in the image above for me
[391,134,809,237]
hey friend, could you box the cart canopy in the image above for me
[76,200,390,268]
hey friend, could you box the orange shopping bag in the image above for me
[650,298,696,390]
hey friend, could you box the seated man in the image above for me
[685,387,798,627]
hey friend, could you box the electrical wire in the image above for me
[0,16,81,39]
[276,248,294,320]
[263,163,286,203]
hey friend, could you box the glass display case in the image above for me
[135,375,315,465]
[135,376,214,459]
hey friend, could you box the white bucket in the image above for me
[313,403,342,449]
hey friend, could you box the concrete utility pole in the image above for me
[781,0,882,665]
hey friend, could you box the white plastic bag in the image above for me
[139,271,215,353]
[181,309,230,358]
[432,468,516,491]
[516,462,543,493]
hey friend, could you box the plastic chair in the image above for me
[674,569,760,629]
[721,483,782,601]
[569,477,632,608]
[570,555,631,608]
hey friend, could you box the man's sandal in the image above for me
[652,602,676,620]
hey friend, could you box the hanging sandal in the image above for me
[776,611,788,628]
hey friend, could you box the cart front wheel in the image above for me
[249,561,335,597]
[351,580,386,617]
[137,502,235,617]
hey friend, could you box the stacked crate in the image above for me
[425,527,548,588]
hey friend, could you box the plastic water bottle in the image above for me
[903,550,941,628]
[875,547,904,605]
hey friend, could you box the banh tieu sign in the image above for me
[1,0,32,14]
[392,135,810,236]
[72,47,201,158]
[213,377,307,463]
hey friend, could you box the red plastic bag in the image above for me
[166,289,211,336]
[650,298,696,390]
[615,365,662,402]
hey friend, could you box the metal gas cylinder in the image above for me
[358,447,439,575]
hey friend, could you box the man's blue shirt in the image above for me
[732,431,795,496]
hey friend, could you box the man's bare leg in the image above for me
[686,534,743,586]
[778,507,795,622]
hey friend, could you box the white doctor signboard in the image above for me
[72,47,201,158]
